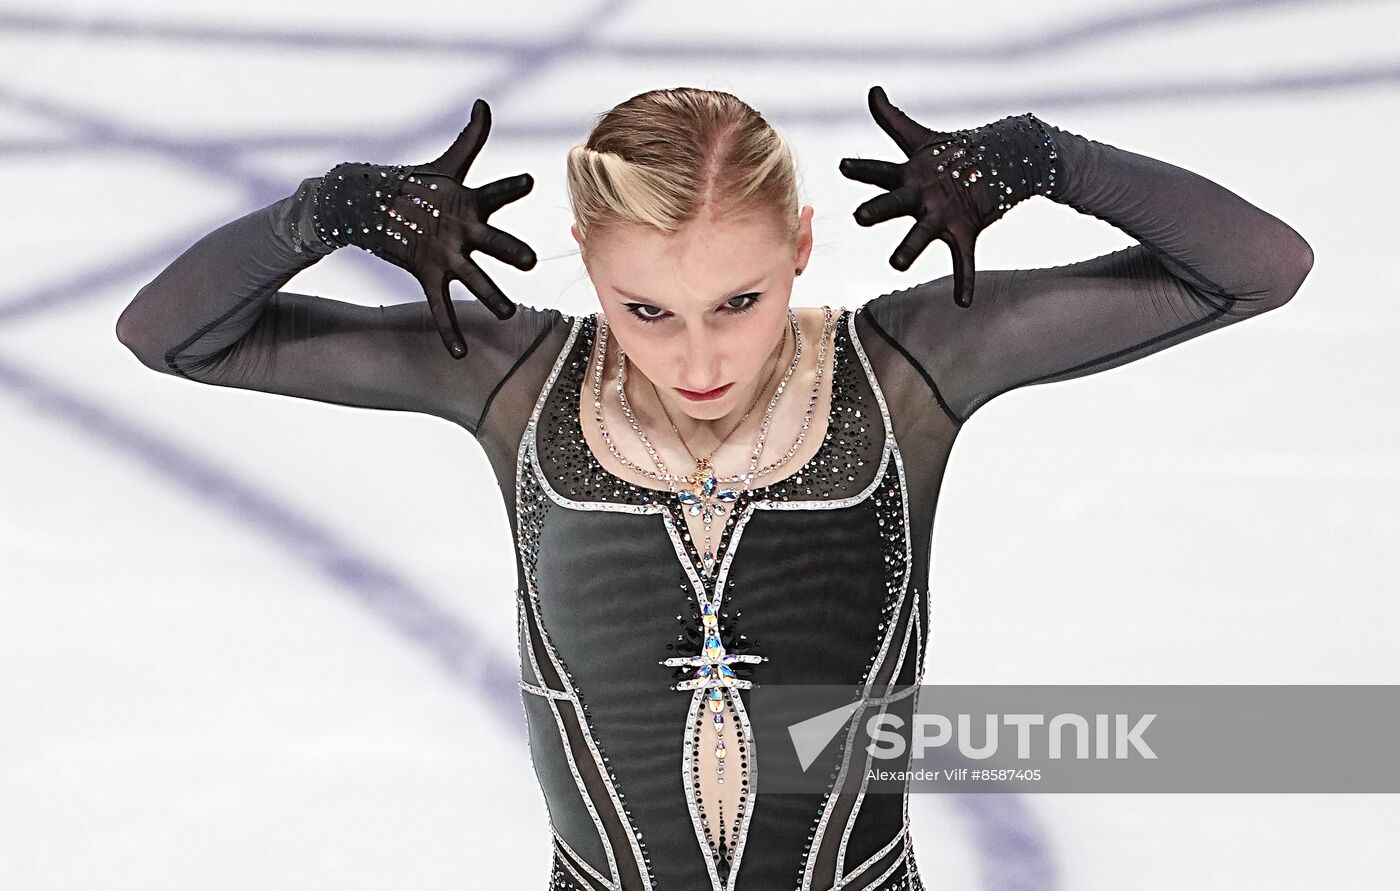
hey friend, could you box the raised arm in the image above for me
[116,175,559,434]
[848,90,1314,425]
[117,100,562,437]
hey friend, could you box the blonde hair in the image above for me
[566,87,800,251]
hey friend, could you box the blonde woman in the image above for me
[116,87,1312,890]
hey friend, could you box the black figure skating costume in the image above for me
[117,114,1312,890]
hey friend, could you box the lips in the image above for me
[675,382,733,401]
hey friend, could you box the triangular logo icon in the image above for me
[788,700,863,771]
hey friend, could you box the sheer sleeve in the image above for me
[855,123,1315,426]
[115,176,562,438]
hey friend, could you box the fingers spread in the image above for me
[470,224,537,271]
[867,86,929,158]
[477,173,534,217]
[839,157,903,190]
[450,255,517,320]
[418,269,468,358]
[853,186,917,227]
[946,219,980,306]
[890,219,940,272]
[426,98,492,182]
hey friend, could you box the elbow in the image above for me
[114,305,140,354]
[1266,229,1315,309]
[1236,229,1313,315]
[115,288,169,373]
[1282,231,1310,301]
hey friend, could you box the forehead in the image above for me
[588,213,786,281]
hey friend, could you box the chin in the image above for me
[677,398,730,420]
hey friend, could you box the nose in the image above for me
[679,324,723,391]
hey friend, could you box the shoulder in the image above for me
[793,304,848,345]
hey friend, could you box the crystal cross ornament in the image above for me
[662,601,765,784]
[664,603,764,693]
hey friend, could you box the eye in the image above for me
[625,302,669,324]
[623,293,764,325]
[724,293,763,315]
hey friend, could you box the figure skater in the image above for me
[116,86,1313,890]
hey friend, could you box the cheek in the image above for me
[608,325,668,380]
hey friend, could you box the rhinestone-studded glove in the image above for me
[309,99,537,358]
[839,86,1060,308]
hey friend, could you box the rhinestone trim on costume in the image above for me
[520,679,575,701]
[516,591,620,888]
[535,310,886,513]
[837,594,921,878]
[553,827,619,891]
[798,309,915,891]
[834,827,909,889]
[515,310,926,890]
[515,316,657,891]
[659,506,760,890]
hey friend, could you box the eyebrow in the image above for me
[612,278,766,306]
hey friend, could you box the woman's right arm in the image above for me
[115,175,562,437]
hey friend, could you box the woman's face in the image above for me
[572,204,815,422]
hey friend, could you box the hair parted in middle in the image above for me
[566,87,801,251]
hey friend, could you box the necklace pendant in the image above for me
[678,470,736,578]
[677,471,739,524]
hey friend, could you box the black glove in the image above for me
[310,98,537,358]
[839,86,1060,308]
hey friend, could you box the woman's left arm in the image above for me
[852,96,1314,426]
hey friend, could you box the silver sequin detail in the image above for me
[515,318,657,890]
[515,310,929,889]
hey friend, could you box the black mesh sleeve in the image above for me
[116,176,562,438]
[856,123,1315,425]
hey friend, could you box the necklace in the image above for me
[593,310,801,487]
[644,307,834,487]
[645,320,789,491]
[594,307,834,575]
[593,312,799,578]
